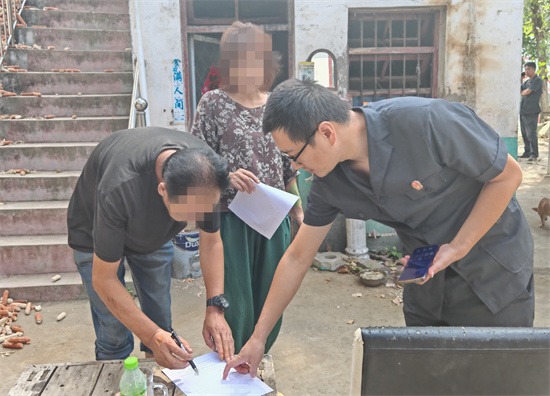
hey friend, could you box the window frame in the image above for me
[348,9,440,102]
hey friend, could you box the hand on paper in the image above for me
[203,307,235,361]
[148,328,193,370]
[230,169,260,193]
[223,336,265,379]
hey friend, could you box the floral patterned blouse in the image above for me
[190,89,298,211]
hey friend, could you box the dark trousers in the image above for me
[520,113,540,157]
[403,267,534,327]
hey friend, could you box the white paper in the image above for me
[162,352,273,396]
[228,182,299,239]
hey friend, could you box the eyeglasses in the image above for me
[284,128,317,165]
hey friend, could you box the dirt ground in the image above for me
[1,138,549,396]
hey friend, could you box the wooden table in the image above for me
[8,356,277,395]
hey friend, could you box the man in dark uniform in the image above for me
[520,61,543,160]
[224,79,535,377]
[68,127,235,369]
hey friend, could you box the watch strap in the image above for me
[207,294,225,307]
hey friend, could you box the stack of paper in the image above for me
[162,352,273,396]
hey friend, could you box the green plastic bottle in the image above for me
[119,357,147,396]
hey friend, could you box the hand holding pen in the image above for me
[171,330,199,374]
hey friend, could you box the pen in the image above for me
[171,330,199,374]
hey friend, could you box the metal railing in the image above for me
[128,0,149,129]
[128,59,148,129]
[0,0,26,66]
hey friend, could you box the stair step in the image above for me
[0,0,133,303]
[15,27,131,51]
[5,48,132,73]
[0,116,128,143]
[0,201,68,236]
[25,0,131,14]
[0,272,87,301]
[21,9,130,30]
[0,71,133,95]
[0,171,80,202]
[0,234,74,276]
[1,142,97,171]
[1,93,132,117]
[0,271,135,302]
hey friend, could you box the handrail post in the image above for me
[135,98,148,128]
[1,0,14,60]
[1,0,28,65]
[128,59,140,129]
[6,1,14,40]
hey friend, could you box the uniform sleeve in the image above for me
[303,178,341,227]
[530,77,543,93]
[93,191,127,263]
[424,99,508,183]
[190,93,220,153]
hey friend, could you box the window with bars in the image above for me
[186,0,288,25]
[348,10,439,105]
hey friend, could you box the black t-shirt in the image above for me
[67,127,219,262]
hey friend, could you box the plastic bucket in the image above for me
[172,232,201,279]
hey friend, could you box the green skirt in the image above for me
[220,211,291,354]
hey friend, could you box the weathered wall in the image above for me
[128,1,524,140]
[444,0,523,143]
[294,1,350,95]
[129,0,187,130]
[294,0,524,143]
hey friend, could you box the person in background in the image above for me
[191,21,303,359]
[224,79,534,378]
[520,61,543,161]
[67,127,232,369]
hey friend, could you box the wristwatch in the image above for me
[206,294,229,312]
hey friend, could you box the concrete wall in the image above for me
[128,0,524,142]
[294,0,524,251]
[129,0,188,130]
[294,0,524,149]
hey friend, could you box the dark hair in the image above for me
[525,62,537,69]
[263,79,351,143]
[219,21,280,93]
[161,147,230,198]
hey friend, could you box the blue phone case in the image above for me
[397,245,440,284]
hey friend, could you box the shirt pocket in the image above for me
[404,169,448,201]
[477,205,534,274]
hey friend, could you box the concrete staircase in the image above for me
[0,0,133,301]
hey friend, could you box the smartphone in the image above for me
[397,245,440,285]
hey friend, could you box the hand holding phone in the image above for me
[397,245,440,285]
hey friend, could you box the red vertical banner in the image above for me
[201,65,220,95]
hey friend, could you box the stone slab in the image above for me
[312,251,348,272]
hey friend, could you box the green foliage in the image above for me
[346,264,363,274]
[385,246,402,260]
[523,0,550,71]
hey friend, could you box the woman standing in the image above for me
[191,21,303,355]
